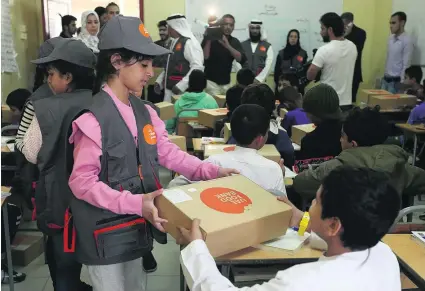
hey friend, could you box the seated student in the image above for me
[407,95,425,125]
[5,89,31,125]
[166,70,218,133]
[179,166,402,291]
[278,86,310,136]
[276,73,299,93]
[170,104,286,194]
[213,69,255,136]
[228,84,295,168]
[297,84,342,161]
[399,65,423,98]
[294,106,425,203]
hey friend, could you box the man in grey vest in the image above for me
[155,14,204,102]
[241,20,274,84]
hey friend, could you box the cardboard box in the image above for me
[1,105,13,123]
[11,232,44,266]
[168,135,187,152]
[172,95,181,103]
[214,95,226,107]
[223,123,231,142]
[204,144,281,163]
[291,123,315,145]
[368,94,417,110]
[157,175,292,257]
[155,101,175,120]
[357,89,392,105]
[198,108,229,128]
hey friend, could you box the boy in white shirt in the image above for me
[169,104,286,195]
[178,166,401,291]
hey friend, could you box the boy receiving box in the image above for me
[169,104,286,195]
[179,166,402,291]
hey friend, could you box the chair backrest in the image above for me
[1,124,19,135]
[390,205,425,234]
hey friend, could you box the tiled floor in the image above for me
[2,168,425,291]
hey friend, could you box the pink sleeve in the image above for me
[146,106,220,180]
[68,113,143,216]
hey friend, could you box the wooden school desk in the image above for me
[1,186,15,291]
[396,123,425,166]
[383,234,425,290]
[180,243,322,291]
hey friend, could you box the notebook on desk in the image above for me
[261,228,310,252]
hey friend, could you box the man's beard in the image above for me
[322,34,330,43]
[250,32,261,43]
[160,35,168,41]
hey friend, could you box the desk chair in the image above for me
[1,124,19,136]
[391,205,425,234]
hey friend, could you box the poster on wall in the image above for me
[1,0,19,74]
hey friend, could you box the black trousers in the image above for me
[45,235,85,291]
[352,80,361,104]
[1,203,21,255]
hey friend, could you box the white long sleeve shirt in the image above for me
[250,42,274,83]
[181,236,401,291]
[156,37,204,92]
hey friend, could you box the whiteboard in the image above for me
[393,0,425,66]
[1,0,19,73]
[186,0,343,70]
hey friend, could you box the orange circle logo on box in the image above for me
[200,187,252,214]
[139,23,150,38]
[143,124,157,145]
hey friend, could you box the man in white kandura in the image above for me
[155,14,204,102]
[241,20,274,84]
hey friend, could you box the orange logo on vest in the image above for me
[200,187,252,214]
[297,55,304,62]
[139,23,150,38]
[143,124,157,145]
[175,42,182,51]
[259,46,266,52]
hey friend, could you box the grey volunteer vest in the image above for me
[14,83,54,206]
[33,90,93,236]
[166,37,190,90]
[242,40,271,76]
[70,91,161,266]
[279,48,307,74]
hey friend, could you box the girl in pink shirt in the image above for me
[68,16,236,291]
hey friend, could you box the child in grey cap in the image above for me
[68,16,238,291]
[20,38,96,291]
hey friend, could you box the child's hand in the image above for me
[277,196,304,228]
[218,167,240,177]
[142,189,168,232]
[177,219,204,245]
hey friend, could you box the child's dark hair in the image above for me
[33,66,48,92]
[48,60,95,91]
[231,104,269,146]
[321,166,400,250]
[187,70,207,93]
[226,85,244,114]
[279,73,299,87]
[405,65,423,84]
[277,86,301,110]
[6,89,31,112]
[343,106,389,147]
[94,49,153,94]
[237,68,255,87]
[241,84,275,117]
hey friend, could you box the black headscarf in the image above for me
[282,29,301,60]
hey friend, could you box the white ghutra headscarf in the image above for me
[77,10,100,53]
[248,19,268,41]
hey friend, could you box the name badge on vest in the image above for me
[259,46,267,52]
[297,55,304,62]
[143,124,157,145]
[175,42,182,51]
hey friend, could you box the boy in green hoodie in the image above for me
[166,70,218,133]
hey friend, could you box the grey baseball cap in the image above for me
[31,39,96,69]
[38,37,67,59]
[98,16,171,56]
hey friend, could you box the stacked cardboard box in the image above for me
[155,102,175,120]
[214,95,226,108]
[368,94,417,110]
[198,108,229,128]
[357,89,392,105]
[291,124,316,145]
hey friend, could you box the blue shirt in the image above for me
[408,102,425,125]
[281,108,311,137]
